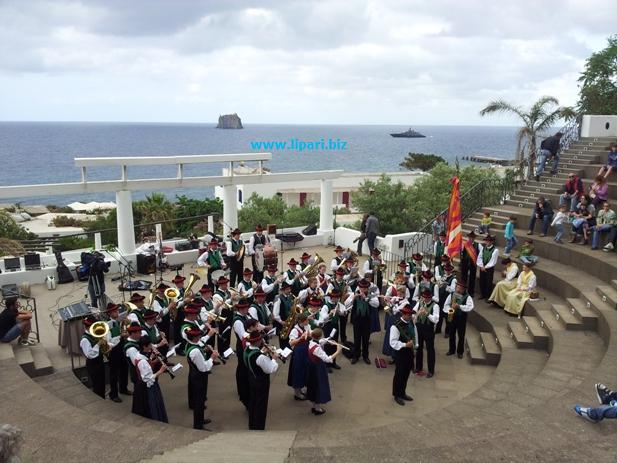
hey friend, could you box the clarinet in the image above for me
[151,347,176,379]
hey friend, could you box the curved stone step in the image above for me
[479,331,500,365]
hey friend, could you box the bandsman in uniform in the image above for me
[389,306,417,406]
[307,328,343,415]
[196,238,227,289]
[444,281,474,359]
[226,228,245,287]
[412,289,440,378]
[80,315,106,399]
[287,313,311,401]
[244,331,279,430]
[185,327,218,429]
[248,224,270,282]
[273,281,295,349]
[105,302,131,402]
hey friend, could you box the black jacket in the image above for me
[540,136,561,156]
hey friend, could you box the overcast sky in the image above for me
[0,0,613,125]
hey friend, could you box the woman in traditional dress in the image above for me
[488,258,519,307]
[287,314,311,401]
[306,328,343,415]
[135,335,169,423]
[504,263,537,317]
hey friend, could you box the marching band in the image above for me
[79,228,475,430]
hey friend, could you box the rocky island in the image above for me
[216,113,243,129]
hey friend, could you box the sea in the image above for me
[0,122,521,206]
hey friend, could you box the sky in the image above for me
[0,0,614,125]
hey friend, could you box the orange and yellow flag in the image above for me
[446,176,462,257]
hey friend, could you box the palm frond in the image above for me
[535,106,577,134]
[479,100,528,123]
[515,126,534,161]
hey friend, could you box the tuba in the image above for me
[184,272,201,295]
[89,321,111,356]
[301,253,324,279]
[280,297,301,339]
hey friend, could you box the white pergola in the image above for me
[0,153,342,254]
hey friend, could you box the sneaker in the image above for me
[573,405,599,422]
[526,231,533,235]
[604,243,614,251]
[19,338,35,346]
[595,383,613,405]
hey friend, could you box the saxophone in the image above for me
[448,293,463,323]
[280,296,301,339]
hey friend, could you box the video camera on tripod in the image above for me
[79,251,111,279]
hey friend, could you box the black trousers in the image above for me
[230,259,244,287]
[415,323,435,374]
[172,308,185,347]
[435,292,450,333]
[323,321,339,364]
[392,347,414,398]
[218,317,232,355]
[352,316,371,360]
[86,357,105,399]
[189,371,209,429]
[248,376,270,430]
[338,313,349,343]
[236,355,250,409]
[157,315,171,344]
[479,267,495,299]
[448,312,468,355]
[108,344,129,398]
[460,259,477,297]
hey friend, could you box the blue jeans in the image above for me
[535,149,551,176]
[367,232,377,252]
[554,223,565,241]
[588,405,617,421]
[0,324,21,342]
[559,194,579,212]
[520,255,538,265]
[504,236,517,254]
[592,224,614,249]
[550,154,560,175]
[529,213,553,235]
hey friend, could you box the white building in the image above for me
[214,165,426,210]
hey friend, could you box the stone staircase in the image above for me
[12,343,54,378]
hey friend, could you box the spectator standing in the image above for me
[535,132,563,181]
[432,213,446,242]
[527,197,554,237]
[598,143,617,178]
[559,173,584,212]
[503,216,517,257]
[591,202,616,250]
[551,205,568,244]
[355,213,369,256]
[365,213,380,253]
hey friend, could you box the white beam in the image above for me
[0,170,343,200]
[75,153,272,167]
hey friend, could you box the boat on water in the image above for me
[390,128,426,138]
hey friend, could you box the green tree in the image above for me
[479,96,575,178]
[238,194,320,231]
[173,195,223,236]
[135,193,175,237]
[578,35,617,115]
[399,152,446,171]
[0,211,35,256]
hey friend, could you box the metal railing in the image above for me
[402,176,518,262]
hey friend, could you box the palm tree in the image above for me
[136,193,175,237]
[480,96,576,179]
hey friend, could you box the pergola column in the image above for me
[318,179,334,244]
[116,190,136,255]
[223,185,238,235]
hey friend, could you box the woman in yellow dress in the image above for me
[488,258,519,307]
[504,263,537,317]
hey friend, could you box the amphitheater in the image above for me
[2,135,617,463]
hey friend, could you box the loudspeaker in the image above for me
[302,224,317,236]
[175,241,191,251]
[137,254,156,275]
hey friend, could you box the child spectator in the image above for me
[479,212,491,235]
[518,239,538,265]
[589,175,609,208]
[551,205,568,244]
[598,143,617,178]
[503,216,517,257]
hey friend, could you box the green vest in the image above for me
[155,296,168,308]
[207,250,222,268]
[435,241,445,259]
[144,324,160,343]
[416,301,434,325]
[81,332,98,347]
[354,298,370,317]
[186,343,209,363]
[287,270,302,292]
[278,295,293,321]
[394,319,415,344]
[232,239,242,252]
[240,280,252,291]
[482,246,495,265]
[108,319,121,337]
[304,308,321,330]
[252,303,270,325]
[243,347,262,378]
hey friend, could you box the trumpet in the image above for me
[89,321,110,356]
[204,310,227,323]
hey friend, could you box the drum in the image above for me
[263,244,278,268]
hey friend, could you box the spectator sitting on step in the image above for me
[574,383,617,422]
[598,143,617,179]
[0,296,33,346]
[559,173,584,212]
[569,196,595,245]
[591,202,616,251]
[527,196,554,237]
[478,212,491,235]
[589,175,609,209]
[517,238,538,265]
[488,257,519,307]
[503,262,537,317]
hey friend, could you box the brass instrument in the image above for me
[204,310,227,323]
[335,249,359,272]
[236,241,245,261]
[146,289,156,310]
[280,296,301,339]
[184,272,201,295]
[89,321,110,356]
[301,253,324,279]
[164,288,180,305]
[447,294,463,322]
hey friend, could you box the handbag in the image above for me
[572,218,586,228]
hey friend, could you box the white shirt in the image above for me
[551,211,568,226]
[344,290,380,310]
[212,291,230,312]
[80,336,100,359]
[325,279,351,302]
[308,340,334,363]
[197,250,225,268]
[135,353,156,387]
[237,279,255,299]
[286,268,307,287]
[187,343,214,373]
[233,317,247,340]
[330,257,343,272]
[504,263,520,282]
[151,298,169,318]
[249,303,271,323]
[226,239,244,257]
[298,286,324,304]
[477,244,499,269]
[443,293,475,313]
[125,338,140,363]
[248,233,270,255]
[261,274,280,294]
[517,271,537,291]
[246,345,279,374]
[389,320,418,350]
[289,324,309,342]
[411,300,440,324]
